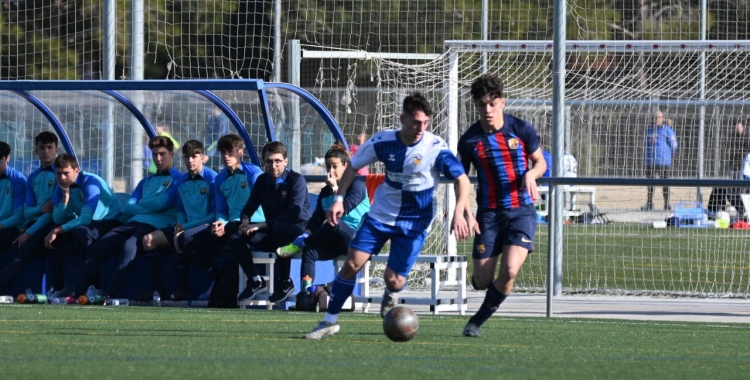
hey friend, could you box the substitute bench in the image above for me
[237,252,468,315]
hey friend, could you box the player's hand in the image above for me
[173,230,184,254]
[325,170,337,189]
[326,201,344,226]
[211,221,226,237]
[13,232,31,247]
[522,173,540,202]
[466,209,480,236]
[40,200,54,213]
[242,224,260,236]
[44,228,60,249]
[451,211,473,241]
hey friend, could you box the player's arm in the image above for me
[122,180,150,215]
[23,172,41,220]
[524,148,546,202]
[436,148,476,240]
[1,172,27,229]
[59,182,102,233]
[326,165,356,226]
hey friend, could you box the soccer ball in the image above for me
[382,306,419,342]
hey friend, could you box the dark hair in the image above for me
[217,134,244,152]
[403,92,433,117]
[325,141,350,165]
[262,141,287,159]
[54,153,79,170]
[34,131,59,147]
[148,136,174,152]
[182,140,205,156]
[0,141,10,159]
[470,74,504,101]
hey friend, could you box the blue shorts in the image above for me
[472,205,537,259]
[156,226,177,248]
[350,214,428,278]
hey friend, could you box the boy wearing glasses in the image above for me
[235,141,311,303]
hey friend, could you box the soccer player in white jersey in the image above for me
[304,93,477,340]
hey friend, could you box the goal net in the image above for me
[304,41,750,297]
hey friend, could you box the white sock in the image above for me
[323,313,338,324]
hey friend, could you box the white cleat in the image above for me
[304,321,340,340]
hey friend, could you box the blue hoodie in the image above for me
[0,166,27,229]
[644,124,678,167]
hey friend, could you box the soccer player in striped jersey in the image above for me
[458,74,547,338]
[141,140,218,300]
[305,93,476,340]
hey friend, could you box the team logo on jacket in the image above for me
[477,244,486,254]
[200,188,207,195]
[412,154,422,166]
[508,138,519,150]
[162,181,170,187]
[281,191,287,198]
[47,180,54,187]
[241,181,247,189]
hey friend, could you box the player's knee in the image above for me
[471,274,492,290]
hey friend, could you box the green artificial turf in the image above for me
[0,305,747,379]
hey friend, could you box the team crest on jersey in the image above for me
[47,180,53,187]
[241,181,247,189]
[281,191,287,198]
[412,154,422,166]
[388,154,396,162]
[162,181,170,187]
[508,138,519,149]
[200,188,207,195]
[477,244,486,254]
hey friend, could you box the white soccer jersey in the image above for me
[350,130,464,231]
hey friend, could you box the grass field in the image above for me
[448,224,750,296]
[0,305,748,380]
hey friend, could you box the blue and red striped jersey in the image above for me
[457,114,540,209]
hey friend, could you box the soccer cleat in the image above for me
[237,278,267,302]
[640,204,653,212]
[268,279,295,303]
[380,291,398,318]
[304,321,340,340]
[276,243,301,258]
[462,322,481,338]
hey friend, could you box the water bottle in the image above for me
[0,295,14,303]
[105,298,129,306]
[78,294,105,305]
[152,290,161,307]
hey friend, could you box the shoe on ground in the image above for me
[462,322,481,338]
[380,291,398,318]
[640,204,653,211]
[237,278,267,302]
[665,205,671,211]
[276,243,301,258]
[304,321,340,340]
[268,279,295,303]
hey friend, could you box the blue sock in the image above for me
[326,274,356,317]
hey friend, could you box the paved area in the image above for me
[388,291,750,324]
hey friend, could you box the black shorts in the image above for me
[472,205,537,259]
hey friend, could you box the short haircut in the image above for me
[470,74,504,101]
[182,140,205,156]
[34,131,59,147]
[54,153,79,170]
[403,92,433,117]
[325,141,350,165]
[217,134,244,152]
[0,141,11,159]
[262,141,287,159]
[148,136,174,152]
